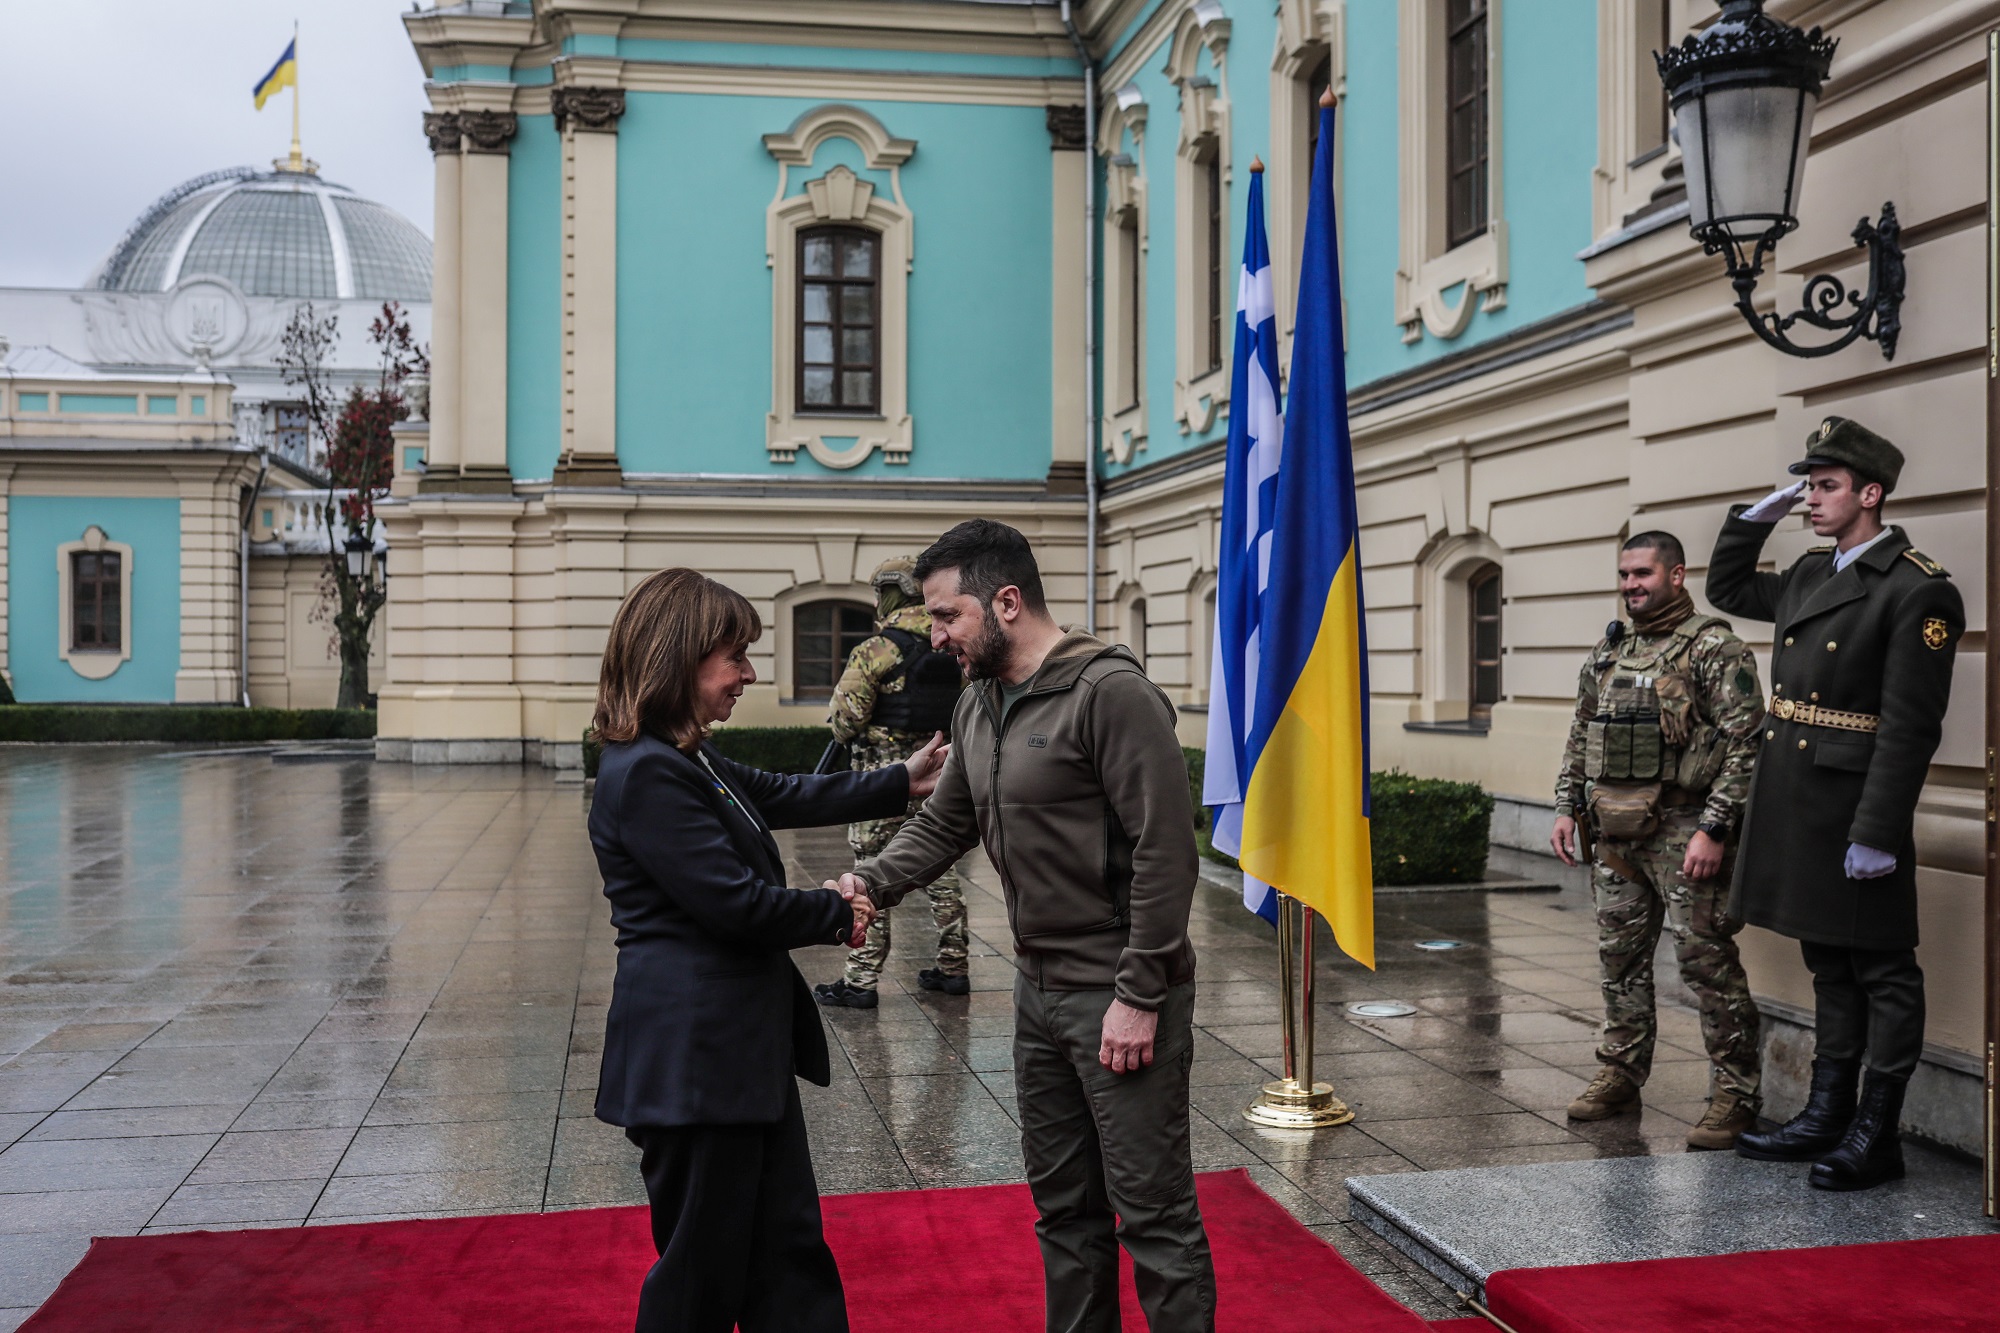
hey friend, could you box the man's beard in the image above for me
[962,615,1012,680]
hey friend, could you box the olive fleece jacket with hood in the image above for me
[853,629,1199,1010]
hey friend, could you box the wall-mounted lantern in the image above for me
[1656,0,1903,358]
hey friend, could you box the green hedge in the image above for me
[584,725,826,779]
[1368,770,1494,885]
[0,706,375,744]
[1186,749,1493,886]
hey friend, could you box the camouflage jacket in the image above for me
[1553,616,1765,833]
[828,604,941,755]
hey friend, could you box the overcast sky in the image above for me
[0,1,434,289]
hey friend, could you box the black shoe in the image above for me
[1810,1069,1908,1192]
[813,980,879,1009]
[916,968,970,996]
[1737,1055,1860,1161]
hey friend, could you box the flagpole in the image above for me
[1245,894,1350,1129]
[1237,94,1362,1131]
[288,23,304,173]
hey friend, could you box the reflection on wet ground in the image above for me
[0,750,1776,1325]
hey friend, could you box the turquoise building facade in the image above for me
[383,0,1606,762]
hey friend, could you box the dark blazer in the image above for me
[1706,514,1963,949]
[589,734,909,1127]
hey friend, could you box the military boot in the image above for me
[1809,1070,1908,1192]
[813,980,879,1010]
[1736,1055,1859,1161]
[1685,1091,1757,1150]
[1566,1066,1641,1120]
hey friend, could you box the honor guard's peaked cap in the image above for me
[870,556,921,599]
[1788,416,1905,493]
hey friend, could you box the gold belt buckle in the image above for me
[1772,698,1795,721]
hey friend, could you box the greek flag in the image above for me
[1203,167,1283,924]
[1204,102,1376,968]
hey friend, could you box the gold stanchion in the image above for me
[1244,895,1353,1129]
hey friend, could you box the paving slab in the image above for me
[1347,1144,1995,1297]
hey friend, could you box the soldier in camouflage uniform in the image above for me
[813,557,970,1010]
[1550,531,1766,1150]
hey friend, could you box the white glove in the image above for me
[1843,843,1896,880]
[1740,480,1806,524]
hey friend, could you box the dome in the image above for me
[93,167,431,302]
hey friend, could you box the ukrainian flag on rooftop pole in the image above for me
[1203,96,1375,969]
[253,39,297,111]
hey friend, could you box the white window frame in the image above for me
[763,106,916,471]
[1100,86,1151,467]
[57,524,134,681]
[1591,0,1679,240]
[1270,0,1346,375]
[1396,0,1507,344]
[1418,532,1505,723]
[1165,4,1233,438]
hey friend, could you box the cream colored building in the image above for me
[384,1,1993,1154]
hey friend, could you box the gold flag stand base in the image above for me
[1242,895,1354,1131]
[1243,1078,1353,1129]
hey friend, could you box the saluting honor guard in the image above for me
[1707,417,1964,1192]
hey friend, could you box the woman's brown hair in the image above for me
[593,568,762,749]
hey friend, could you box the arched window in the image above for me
[793,600,874,700]
[798,226,879,414]
[1467,563,1502,719]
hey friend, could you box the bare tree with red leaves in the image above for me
[278,301,428,709]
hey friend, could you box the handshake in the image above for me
[825,871,874,949]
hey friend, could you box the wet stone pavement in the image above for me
[0,749,1778,1327]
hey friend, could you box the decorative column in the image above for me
[456,108,518,494]
[552,85,626,486]
[1047,105,1089,496]
[419,111,463,491]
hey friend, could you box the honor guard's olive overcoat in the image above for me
[1706,514,1963,950]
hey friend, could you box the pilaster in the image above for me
[420,111,464,491]
[552,84,626,487]
[458,107,518,495]
[171,463,253,704]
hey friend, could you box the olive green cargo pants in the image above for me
[1012,974,1215,1333]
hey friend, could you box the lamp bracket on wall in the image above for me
[1708,201,1904,361]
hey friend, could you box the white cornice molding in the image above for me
[620,61,1079,107]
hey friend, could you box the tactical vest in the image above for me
[869,627,962,735]
[1583,614,1730,839]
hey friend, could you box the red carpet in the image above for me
[22,1169,1435,1332]
[1485,1232,2000,1333]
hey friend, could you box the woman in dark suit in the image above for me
[588,568,947,1333]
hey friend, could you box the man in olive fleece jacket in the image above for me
[835,519,1215,1333]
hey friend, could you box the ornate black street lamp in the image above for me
[343,530,373,582]
[1657,0,1904,358]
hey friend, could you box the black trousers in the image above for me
[1800,940,1926,1079]
[624,1081,847,1333]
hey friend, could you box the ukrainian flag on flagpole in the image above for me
[254,39,297,111]
[1205,98,1375,968]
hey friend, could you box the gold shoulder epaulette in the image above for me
[1806,544,1834,555]
[1901,549,1948,577]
